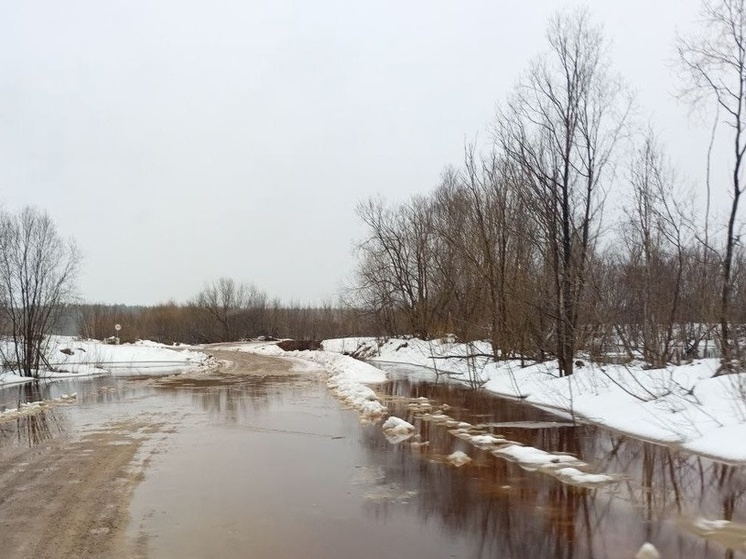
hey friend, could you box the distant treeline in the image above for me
[70,278,380,345]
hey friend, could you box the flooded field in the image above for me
[0,352,745,558]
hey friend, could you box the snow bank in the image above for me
[469,434,504,446]
[322,336,746,463]
[236,342,389,422]
[300,350,389,420]
[289,350,387,385]
[325,337,494,377]
[554,467,616,486]
[0,336,211,385]
[49,337,209,376]
[480,358,746,460]
[328,377,388,420]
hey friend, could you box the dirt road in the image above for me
[0,349,299,559]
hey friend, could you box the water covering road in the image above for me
[0,350,745,558]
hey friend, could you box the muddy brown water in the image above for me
[0,352,745,558]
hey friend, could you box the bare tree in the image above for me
[354,196,439,338]
[431,147,533,357]
[0,207,79,376]
[620,134,696,367]
[496,8,630,375]
[195,277,265,341]
[679,0,746,371]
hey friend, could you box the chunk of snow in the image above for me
[635,543,660,559]
[447,450,472,467]
[469,434,504,446]
[382,416,416,443]
[382,416,415,434]
[554,467,616,485]
[493,444,577,466]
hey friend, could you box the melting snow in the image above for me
[447,451,472,467]
[322,336,746,463]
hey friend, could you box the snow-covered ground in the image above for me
[321,337,746,464]
[0,336,210,386]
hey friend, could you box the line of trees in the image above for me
[74,277,379,345]
[351,3,746,375]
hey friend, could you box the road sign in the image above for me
[115,324,121,331]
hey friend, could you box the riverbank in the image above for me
[314,337,746,464]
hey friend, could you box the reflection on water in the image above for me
[0,383,66,448]
[153,373,311,423]
[371,374,746,558]
[14,408,63,447]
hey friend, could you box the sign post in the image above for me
[115,323,121,345]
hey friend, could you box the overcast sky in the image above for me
[0,0,710,305]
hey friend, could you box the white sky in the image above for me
[0,0,710,305]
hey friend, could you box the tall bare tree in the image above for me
[496,8,630,375]
[0,207,79,376]
[679,0,746,371]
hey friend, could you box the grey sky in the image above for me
[1,0,706,305]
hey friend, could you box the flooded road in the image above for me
[0,351,745,558]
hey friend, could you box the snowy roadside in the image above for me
[236,339,623,485]
[0,336,211,387]
[322,337,746,464]
[225,341,389,420]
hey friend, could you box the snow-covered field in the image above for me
[0,336,210,386]
[321,337,746,464]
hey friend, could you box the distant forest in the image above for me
[66,277,379,344]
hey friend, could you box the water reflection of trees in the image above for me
[365,378,746,558]
[159,375,310,423]
[0,383,65,448]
